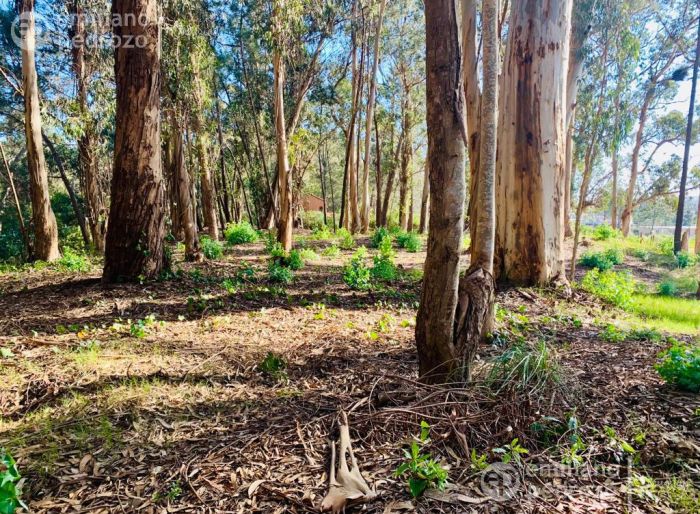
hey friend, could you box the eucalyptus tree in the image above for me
[103,0,166,282]
[495,0,573,286]
[15,0,60,261]
[620,0,697,235]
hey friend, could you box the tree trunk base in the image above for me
[452,267,496,382]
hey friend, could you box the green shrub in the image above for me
[370,227,391,248]
[371,236,397,281]
[579,248,623,271]
[581,269,636,308]
[268,262,294,284]
[675,252,695,269]
[600,324,626,343]
[337,228,355,250]
[286,249,304,271]
[54,249,91,272]
[592,224,620,241]
[322,245,340,257]
[225,221,258,245]
[301,210,326,231]
[658,238,674,257]
[200,236,224,260]
[658,280,678,297]
[655,340,700,392]
[299,248,319,261]
[396,231,421,252]
[310,225,333,240]
[343,247,371,290]
[631,248,650,261]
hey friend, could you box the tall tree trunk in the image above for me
[0,141,31,258]
[695,194,700,255]
[173,114,202,261]
[611,150,619,229]
[454,0,499,382]
[674,14,700,254]
[193,115,219,240]
[360,0,387,233]
[621,89,653,236]
[398,79,413,231]
[419,160,429,234]
[319,147,328,226]
[415,0,466,384]
[70,0,106,253]
[563,118,575,238]
[374,114,383,227]
[495,0,573,286]
[570,38,609,281]
[462,0,481,247]
[17,0,60,261]
[103,0,166,282]
[274,40,293,251]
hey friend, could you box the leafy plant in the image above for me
[371,236,397,281]
[592,224,620,241]
[579,248,623,271]
[224,221,258,245]
[268,262,294,284]
[493,438,529,464]
[310,225,333,240]
[322,245,340,257]
[259,352,287,380]
[54,249,91,272]
[489,341,561,394]
[370,227,391,248]
[675,252,695,269]
[130,314,157,338]
[581,269,636,308]
[394,421,448,498]
[0,449,26,514]
[658,279,679,297]
[655,339,700,392]
[470,449,489,471]
[396,231,421,252]
[343,247,372,290]
[299,248,319,261]
[200,236,224,260]
[600,324,626,343]
[336,228,355,250]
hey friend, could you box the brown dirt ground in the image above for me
[0,234,698,513]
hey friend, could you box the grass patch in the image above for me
[629,295,700,330]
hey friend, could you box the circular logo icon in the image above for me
[11,11,52,52]
[480,462,521,502]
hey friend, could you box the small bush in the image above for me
[675,252,695,269]
[631,248,650,261]
[579,248,623,271]
[658,280,678,297]
[371,236,397,281]
[259,352,287,380]
[322,245,340,257]
[370,227,391,248]
[600,324,626,343]
[225,221,258,245]
[581,269,635,308]
[489,341,561,394]
[343,247,372,290]
[592,224,620,241]
[336,228,355,250]
[299,248,319,261]
[310,225,333,240]
[54,249,91,272]
[268,262,294,284]
[396,231,421,252]
[658,238,674,257]
[655,340,700,392]
[200,236,224,260]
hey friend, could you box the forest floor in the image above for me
[0,231,698,513]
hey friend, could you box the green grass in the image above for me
[628,295,700,331]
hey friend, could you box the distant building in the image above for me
[302,194,325,213]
